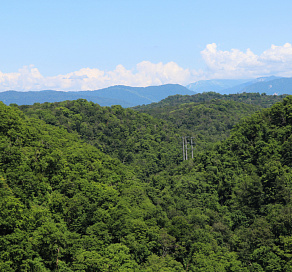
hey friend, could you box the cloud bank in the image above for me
[1,43,292,91]
[0,62,191,92]
[201,43,292,79]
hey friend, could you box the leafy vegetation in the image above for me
[17,100,182,180]
[1,93,292,270]
[134,92,288,150]
[134,92,287,110]
[144,96,292,270]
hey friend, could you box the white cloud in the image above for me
[0,65,44,91]
[259,43,292,77]
[135,61,191,86]
[0,62,192,92]
[201,43,292,79]
[260,43,292,62]
[0,43,292,91]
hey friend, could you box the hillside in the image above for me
[144,96,292,270]
[16,95,274,173]
[0,102,161,270]
[17,99,183,180]
[2,96,292,270]
[241,77,292,95]
[134,92,288,150]
[134,92,287,111]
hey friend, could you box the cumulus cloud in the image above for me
[201,43,292,79]
[135,61,191,86]
[0,65,44,91]
[0,43,292,91]
[260,43,292,62]
[0,62,192,92]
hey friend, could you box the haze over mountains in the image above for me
[0,84,193,107]
[186,79,250,93]
[1,76,292,107]
[186,76,283,94]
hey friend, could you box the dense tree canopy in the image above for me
[1,93,292,270]
[17,100,183,180]
[134,92,287,111]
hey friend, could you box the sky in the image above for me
[1,0,292,91]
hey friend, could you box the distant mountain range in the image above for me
[186,79,250,93]
[0,84,194,107]
[221,76,283,94]
[186,76,285,94]
[239,77,292,95]
[1,77,292,107]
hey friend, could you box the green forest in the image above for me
[1,92,292,271]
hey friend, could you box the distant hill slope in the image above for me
[90,84,194,105]
[186,76,285,94]
[0,84,194,107]
[221,76,283,94]
[0,90,131,107]
[186,79,250,92]
[240,77,292,95]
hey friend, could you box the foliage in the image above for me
[134,91,287,111]
[2,94,292,270]
[17,100,182,180]
[134,92,287,150]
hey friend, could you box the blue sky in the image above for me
[1,0,292,91]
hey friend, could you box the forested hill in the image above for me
[134,92,288,111]
[0,102,160,270]
[134,92,288,150]
[2,96,292,270]
[145,99,262,150]
[17,100,183,180]
[16,97,268,174]
[17,93,285,161]
[145,96,292,270]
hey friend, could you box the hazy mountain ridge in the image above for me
[0,90,132,107]
[221,76,283,94]
[241,77,292,94]
[186,79,250,93]
[0,84,194,107]
[2,77,292,108]
[186,76,287,94]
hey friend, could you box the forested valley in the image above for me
[1,92,292,271]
